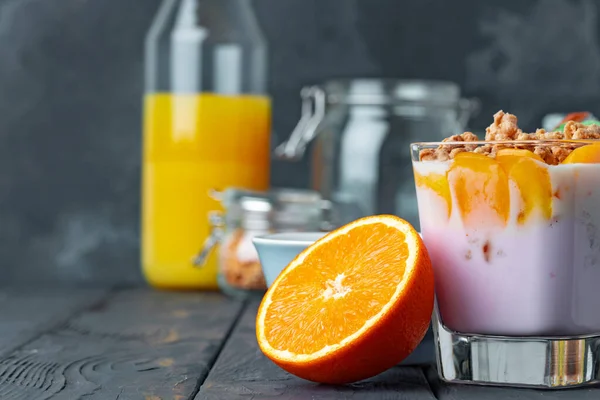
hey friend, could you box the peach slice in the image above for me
[562,143,600,164]
[447,152,510,228]
[414,172,451,218]
[495,148,544,163]
[496,149,552,223]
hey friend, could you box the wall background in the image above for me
[1,0,599,285]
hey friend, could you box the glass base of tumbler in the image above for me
[432,305,600,389]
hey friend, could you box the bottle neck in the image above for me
[146,0,267,94]
[195,0,261,42]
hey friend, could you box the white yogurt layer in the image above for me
[413,160,600,336]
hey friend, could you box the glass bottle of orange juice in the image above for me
[142,0,270,289]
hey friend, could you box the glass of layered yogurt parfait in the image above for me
[412,111,600,337]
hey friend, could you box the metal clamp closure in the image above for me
[192,211,225,267]
[274,86,326,161]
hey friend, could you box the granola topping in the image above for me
[419,110,600,165]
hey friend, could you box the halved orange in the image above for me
[256,215,434,384]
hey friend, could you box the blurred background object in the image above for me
[276,79,478,229]
[2,0,600,286]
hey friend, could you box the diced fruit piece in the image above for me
[495,148,544,163]
[562,143,600,164]
[414,171,451,218]
[496,149,552,223]
[256,215,434,384]
[447,152,510,227]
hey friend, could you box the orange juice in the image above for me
[142,93,270,289]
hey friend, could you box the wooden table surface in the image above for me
[0,287,599,399]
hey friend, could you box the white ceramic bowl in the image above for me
[252,232,327,287]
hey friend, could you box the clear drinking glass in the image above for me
[411,140,600,337]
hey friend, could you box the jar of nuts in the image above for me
[193,188,336,298]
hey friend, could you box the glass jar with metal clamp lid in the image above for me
[275,79,479,231]
[193,188,336,298]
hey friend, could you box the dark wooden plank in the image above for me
[197,301,437,400]
[0,287,108,356]
[425,366,600,399]
[0,288,244,400]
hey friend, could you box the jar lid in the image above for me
[323,79,461,107]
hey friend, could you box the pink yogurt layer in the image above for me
[414,160,600,336]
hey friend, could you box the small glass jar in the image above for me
[193,188,336,298]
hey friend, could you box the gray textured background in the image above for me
[1,0,599,285]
